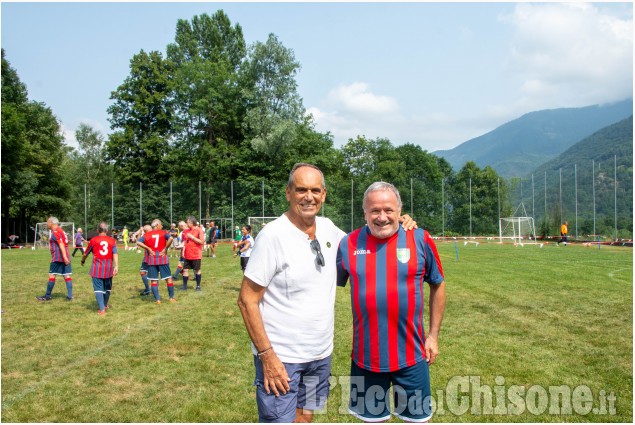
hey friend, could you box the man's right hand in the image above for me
[260,350,291,397]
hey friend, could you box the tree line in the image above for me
[2,10,626,244]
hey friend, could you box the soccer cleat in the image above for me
[140,290,151,296]
[169,298,177,303]
[178,285,187,291]
[66,297,73,301]
[36,295,52,302]
[97,309,106,315]
[196,286,201,292]
[155,300,162,305]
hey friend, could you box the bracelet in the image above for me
[257,346,272,358]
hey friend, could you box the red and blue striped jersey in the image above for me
[336,226,444,373]
[49,228,70,262]
[85,235,118,278]
[138,230,171,265]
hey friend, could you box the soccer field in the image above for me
[1,241,632,422]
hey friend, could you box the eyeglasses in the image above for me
[310,239,325,267]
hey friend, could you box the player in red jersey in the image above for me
[81,222,119,315]
[36,216,74,302]
[136,219,176,304]
[180,216,205,291]
[337,182,446,422]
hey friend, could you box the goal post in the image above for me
[499,216,537,245]
[248,217,278,237]
[33,222,75,250]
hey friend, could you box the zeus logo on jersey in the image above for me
[353,249,371,256]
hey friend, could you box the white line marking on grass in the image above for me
[607,269,626,282]
[2,312,169,410]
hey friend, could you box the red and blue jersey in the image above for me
[85,235,118,278]
[336,226,444,373]
[138,230,171,265]
[49,227,70,262]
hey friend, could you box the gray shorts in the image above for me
[253,354,331,422]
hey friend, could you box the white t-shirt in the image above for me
[239,234,254,258]
[244,214,346,363]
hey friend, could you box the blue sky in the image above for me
[1,2,632,151]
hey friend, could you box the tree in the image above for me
[241,33,304,161]
[107,49,175,184]
[166,11,247,218]
[1,49,72,241]
[447,162,505,235]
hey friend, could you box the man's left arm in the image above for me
[426,281,446,365]
[112,252,119,276]
[59,239,70,265]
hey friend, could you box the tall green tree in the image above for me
[1,49,72,241]
[241,33,304,162]
[166,11,247,219]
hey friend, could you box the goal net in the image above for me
[33,222,75,250]
[499,217,537,245]
[248,217,278,237]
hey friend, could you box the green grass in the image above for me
[1,241,632,422]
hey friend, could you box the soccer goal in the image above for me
[499,217,537,245]
[33,222,75,250]
[248,217,278,237]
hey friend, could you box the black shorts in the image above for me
[183,258,201,271]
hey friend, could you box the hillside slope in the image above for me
[435,99,633,178]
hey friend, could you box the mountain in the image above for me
[434,99,633,178]
[518,116,633,237]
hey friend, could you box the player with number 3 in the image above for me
[81,222,119,315]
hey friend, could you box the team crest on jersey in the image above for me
[396,248,410,263]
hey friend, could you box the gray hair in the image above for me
[186,216,197,225]
[363,182,403,211]
[48,216,59,225]
[287,163,325,188]
[98,222,109,233]
[151,219,162,228]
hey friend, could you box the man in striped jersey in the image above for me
[336,182,446,423]
[136,219,176,304]
[36,216,74,302]
[81,222,119,315]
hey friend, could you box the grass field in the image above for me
[1,240,632,422]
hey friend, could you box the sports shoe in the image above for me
[155,300,161,305]
[105,304,111,310]
[212,255,216,258]
[97,309,106,315]
[66,296,73,301]
[178,285,187,291]
[140,290,151,296]
[36,295,52,302]
[196,286,201,292]
[169,298,177,303]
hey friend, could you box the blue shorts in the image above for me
[146,264,172,281]
[253,355,331,422]
[91,277,113,293]
[348,360,433,423]
[139,261,149,273]
[49,262,72,276]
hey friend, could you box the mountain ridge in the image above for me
[434,98,633,178]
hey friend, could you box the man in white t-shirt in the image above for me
[238,163,346,423]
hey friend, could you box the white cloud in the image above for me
[325,82,400,116]
[502,3,633,109]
